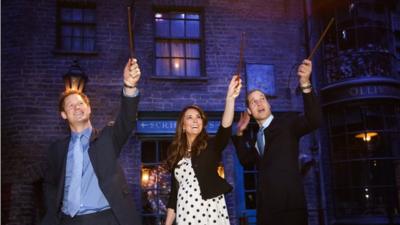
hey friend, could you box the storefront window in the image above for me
[326,101,400,221]
[141,139,171,225]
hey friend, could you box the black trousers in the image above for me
[60,209,119,225]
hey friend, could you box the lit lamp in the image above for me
[141,167,151,187]
[217,164,225,178]
[63,60,88,92]
[355,132,378,142]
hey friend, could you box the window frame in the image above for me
[325,101,400,223]
[140,137,172,225]
[55,1,97,55]
[152,7,206,80]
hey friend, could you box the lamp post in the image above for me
[63,60,88,93]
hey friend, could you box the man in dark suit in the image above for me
[232,59,322,225]
[41,58,142,225]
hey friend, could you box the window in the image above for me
[326,101,400,221]
[154,10,203,77]
[141,139,171,225]
[243,164,258,210]
[56,2,96,53]
[234,121,261,225]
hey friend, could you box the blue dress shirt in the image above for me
[62,127,110,216]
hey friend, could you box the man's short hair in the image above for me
[246,89,268,107]
[58,90,90,112]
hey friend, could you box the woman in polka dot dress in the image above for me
[165,75,242,225]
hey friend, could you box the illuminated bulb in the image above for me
[141,168,150,186]
[355,132,378,142]
[174,62,180,69]
[155,13,162,18]
[365,194,369,199]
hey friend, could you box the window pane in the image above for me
[155,19,169,37]
[156,42,170,57]
[186,13,199,19]
[142,141,156,163]
[385,116,400,130]
[72,37,82,51]
[170,20,184,38]
[157,165,171,192]
[72,8,83,22]
[171,42,184,57]
[83,9,96,23]
[186,20,200,38]
[331,135,347,160]
[72,27,82,37]
[346,133,368,159]
[62,37,72,50]
[61,8,72,22]
[365,107,384,130]
[83,38,95,51]
[334,187,398,216]
[84,27,95,38]
[244,173,256,190]
[368,159,396,186]
[62,26,72,36]
[170,12,185,19]
[345,109,363,131]
[159,141,171,161]
[171,58,184,76]
[156,59,170,76]
[186,59,200,77]
[186,43,200,58]
[245,192,256,209]
[329,109,345,134]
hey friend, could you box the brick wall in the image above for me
[2,0,319,224]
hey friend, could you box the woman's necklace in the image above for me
[185,146,192,158]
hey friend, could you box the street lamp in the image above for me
[63,60,88,93]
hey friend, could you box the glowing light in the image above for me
[155,13,162,18]
[174,61,180,69]
[342,30,347,39]
[141,167,151,187]
[63,60,87,93]
[355,132,378,142]
[349,3,355,13]
[365,194,369,199]
[217,165,225,178]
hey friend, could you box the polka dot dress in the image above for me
[175,157,230,225]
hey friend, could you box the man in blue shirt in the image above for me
[41,58,142,225]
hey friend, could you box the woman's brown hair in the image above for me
[166,105,208,170]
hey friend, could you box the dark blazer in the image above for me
[232,92,322,225]
[167,125,233,211]
[41,94,141,225]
